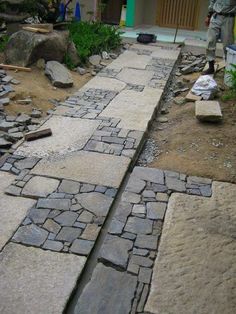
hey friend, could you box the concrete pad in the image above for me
[100,87,163,131]
[22,176,60,198]
[131,44,164,52]
[0,172,35,250]
[15,116,100,158]
[117,68,154,86]
[81,76,126,92]
[195,101,222,122]
[31,151,130,188]
[107,51,152,70]
[151,48,181,60]
[145,181,236,314]
[0,243,86,314]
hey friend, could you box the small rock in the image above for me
[76,67,87,75]
[36,58,46,69]
[0,137,12,148]
[45,61,73,88]
[102,51,109,60]
[0,98,10,106]
[174,97,186,105]
[109,53,118,59]
[16,113,31,124]
[89,55,101,66]
[30,109,42,118]
[157,117,169,123]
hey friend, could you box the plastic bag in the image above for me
[191,75,218,100]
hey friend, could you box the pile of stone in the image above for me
[177,52,206,76]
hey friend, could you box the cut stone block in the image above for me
[31,151,130,188]
[117,68,154,86]
[107,50,152,70]
[195,101,222,122]
[0,243,86,314]
[45,61,73,88]
[185,91,202,102]
[22,176,60,198]
[151,48,181,60]
[145,181,236,314]
[15,116,100,158]
[0,172,35,250]
[81,76,126,92]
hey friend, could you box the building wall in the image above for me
[70,0,94,21]
[134,0,144,26]
[143,0,158,25]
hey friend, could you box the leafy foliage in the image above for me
[0,35,9,53]
[63,52,75,70]
[68,21,122,63]
[222,64,236,101]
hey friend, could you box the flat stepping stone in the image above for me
[145,181,236,314]
[45,61,73,88]
[195,101,222,122]
[22,176,59,198]
[0,243,85,314]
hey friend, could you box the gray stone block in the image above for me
[147,202,167,220]
[43,240,63,252]
[29,208,50,224]
[195,101,222,122]
[70,239,94,255]
[138,267,153,284]
[135,234,158,250]
[56,227,82,242]
[133,167,164,184]
[37,198,71,211]
[13,224,48,247]
[124,217,153,235]
[54,211,78,226]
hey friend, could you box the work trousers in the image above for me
[206,13,235,61]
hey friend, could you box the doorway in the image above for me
[101,0,127,25]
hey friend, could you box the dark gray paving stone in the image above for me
[74,263,137,314]
[187,176,212,185]
[37,198,71,211]
[152,183,168,193]
[70,203,82,212]
[74,222,86,229]
[146,202,167,220]
[58,180,80,194]
[70,239,94,255]
[14,157,39,170]
[80,183,95,193]
[164,170,180,179]
[142,190,155,198]
[138,267,153,284]
[108,218,125,235]
[199,185,212,197]
[105,188,117,198]
[47,209,61,218]
[13,224,48,246]
[43,240,63,252]
[127,262,140,275]
[133,248,149,256]
[165,177,186,192]
[29,208,50,224]
[124,217,153,235]
[99,235,133,270]
[130,255,153,268]
[122,232,136,241]
[122,191,141,204]
[56,227,82,242]
[113,201,132,223]
[133,167,164,184]
[78,210,94,223]
[95,185,107,193]
[135,234,158,250]
[43,219,61,234]
[137,284,149,312]
[5,185,21,196]
[76,192,113,217]
[54,211,78,226]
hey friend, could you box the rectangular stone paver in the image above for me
[80,76,126,92]
[31,151,130,188]
[117,68,154,86]
[100,88,163,131]
[195,100,223,122]
[151,48,181,60]
[0,243,86,314]
[107,51,152,70]
[145,181,236,314]
[0,171,35,250]
[15,116,100,158]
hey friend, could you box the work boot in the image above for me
[202,61,215,75]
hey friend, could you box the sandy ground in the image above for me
[145,70,236,183]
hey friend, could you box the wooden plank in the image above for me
[22,26,51,34]
[0,64,31,72]
[25,128,52,141]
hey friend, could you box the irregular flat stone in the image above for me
[14,157,39,170]
[0,172,35,250]
[76,192,113,217]
[165,177,186,192]
[31,151,130,189]
[28,208,50,224]
[147,202,167,220]
[74,263,137,314]
[138,267,153,284]
[117,68,154,86]
[58,179,81,194]
[145,181,236,314]
[135,234,159,250]
[99,235,133,269]
[113,201,132,223]
[22,176,59,198]
[78,211,94,223]
[122,191,141,204]
[151,48,181,60]
[82,76,126,92]
[0,121,17,131]
[107,50,152,70]
[133,166,164,184]
[124,217,153,235]
[0,137,12,148]
[12,224,48,246]
[43,240,63,251]
[54,211,78,226]
[56,226,82,242]
[195,101,222,122]
[43,219,61,234]
[125,174,146,193]
[70,239,94,255]
[81,224,101,241]
[132,204,146,215]
[45,61,73,88]
[15,116,100,158]
[37,198,71,210]
[108,218,125,235]
[0,243,86,314]
[100,88,163,131]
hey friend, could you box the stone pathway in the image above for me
[0,43,181,313]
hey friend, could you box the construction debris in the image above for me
[0,64,31,72]
[25,128,52,141]
[195,101,223,122]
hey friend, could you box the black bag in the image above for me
[137,33,156,44]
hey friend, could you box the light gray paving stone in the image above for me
[76,192,113,217]
[70,239,94,255]
[107,50,152,70]
[133,248,149,257]
[124,217,153,235]
[127,262,140,275]
[152,183,168,193]
[132,204,146,215]
[187,176,212,185]
[137,284,149,313]
[37,198,71,210]
[0,243,86,314]
[78,211,94,223]
[156,192,169,202]
[142,190,156,198]
[164,170,180,179]
[56,227,82,242]
[43,219,61,234]
[122,191,141,204]
[28,208,50,224]
[135,234,159,250]
[199,185,212,197]
[59,180,81,194]
[43,240,63,252]
[165,177,186,192]
[117,68,154,86]
[80,183,95,193]
[138,267,153,284]
[14,157,39,170]
[130,255,153,268]
[108,218,125,235]
[133,167,164,184]
[5,185,21,196]
[195,101,222,122]
[12,224,48,246]
[81,224,101,241]
[99,235,133,269]
[22,176,60,198]
[147,202,167,220]
[122,232,136,241]
[54,211,78,226]
[74,263,137,314]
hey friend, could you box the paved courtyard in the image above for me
[0,42,235,314]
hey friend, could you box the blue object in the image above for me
[228,44,236,51]
[74,1,81,21]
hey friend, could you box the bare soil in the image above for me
[146,71,236,183]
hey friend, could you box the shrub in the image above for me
[222,64,236,101]
[0,35,9,53]
[68,21,122,63]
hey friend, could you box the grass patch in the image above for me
[68,21,122,64]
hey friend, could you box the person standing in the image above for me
[204,0,236,74]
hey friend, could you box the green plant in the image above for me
[0,35,9,53]
[68,21,122,64]
[222,64,236,101]
[63,52,75,70]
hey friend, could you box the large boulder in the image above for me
[5,30,70,67]
[45,61,73,88]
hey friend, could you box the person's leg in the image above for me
[221,16,235,59]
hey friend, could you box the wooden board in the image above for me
[22,26,51,34]
[25,128,52,141]
[0,64,31,72]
